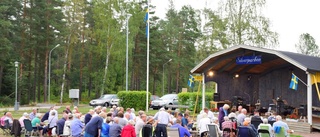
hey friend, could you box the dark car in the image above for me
[89,94,119,107]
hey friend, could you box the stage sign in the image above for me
[194,76,203,81]
[236,56,262,65]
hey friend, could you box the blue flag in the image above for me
[289,74,298,90]
[144,9,148,38]
[188,75,195,88]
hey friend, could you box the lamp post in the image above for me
[14,61,19,111]
[48,44,60,103]
[126,14,132,91]
[162,59,172,96]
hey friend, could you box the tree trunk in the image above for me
[43,49,49,102]
[61,34,71,105]
[0,66,3,94]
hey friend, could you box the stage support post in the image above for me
[307,72,312,125]
[202,73,205,109]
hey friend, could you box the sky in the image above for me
[150,0,320,52]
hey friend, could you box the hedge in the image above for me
[117,91,151,111]
[178,92,214,112]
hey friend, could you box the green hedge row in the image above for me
[178,92,214,112]
[117,91,150,111]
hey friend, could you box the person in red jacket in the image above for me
[121,120,136,137]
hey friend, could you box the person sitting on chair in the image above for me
[19,112,29,128]
[258,118,273,137]
[251,109,263,129]
[243,118,258,137]
[198,113,211,137]
[31,113,44,137]
[273,115,292,136]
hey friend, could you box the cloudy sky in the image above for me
[150,0,320,52]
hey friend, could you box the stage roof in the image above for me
[191,45,320,74]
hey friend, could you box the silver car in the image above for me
[150,94,179,109]
[89,94,119,107]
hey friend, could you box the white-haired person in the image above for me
[198,113,211,137]
[258,118,273,137]
[19,112,29,128]
[218,104,230,128]
[71,113,85,137]
[121,120,136,137]
[243,117,258,137]
[273,115,293,136]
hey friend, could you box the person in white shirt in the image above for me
[63,114,73,135]
[198,113,211,137]
[153,108,172,137]
[19,112,29,128]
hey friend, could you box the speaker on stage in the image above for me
[213,93,220,101]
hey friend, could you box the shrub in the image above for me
[178,92,213,112]
[118,91,151,111]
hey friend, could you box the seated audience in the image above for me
[243,117,258,137]
[171,119,191,137]
[71,113,85,137]
[273,115,292,136]
[198,113,211,137]
[84,109,94,125]
[56,113,68,136]
[63,114,73,135]
[258,118,273,137]
[101,117,111,137]
[31,113,44,137]
[19,112,29,128]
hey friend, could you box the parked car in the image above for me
[150,94,179,109]
[89,94,119,107]
[149,95,160,106]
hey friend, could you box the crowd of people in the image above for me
[0,104,293,137]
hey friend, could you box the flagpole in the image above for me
[146,0,150,112]
[293,73,308,86]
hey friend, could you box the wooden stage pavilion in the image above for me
[190,45,320,132]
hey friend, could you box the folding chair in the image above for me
[207,124,219,137]
[141,124,153,137]
[274,127,286,137]
[23,119,39,137]
[258,125,271,137]
[167,128,180,137]
[0,119,11,135]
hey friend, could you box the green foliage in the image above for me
[178,92,213,112]
[117,91,150,111]
[295,33,319,56]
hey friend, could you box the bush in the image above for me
[117,91,151,111]
[178,92,213,112]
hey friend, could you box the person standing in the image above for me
[84,114,104,137]
[135,114,147,137]
[153,108,172,137]
[121,120,136,137]
[218,104,230,128]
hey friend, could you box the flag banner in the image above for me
[289,74,298,90]
[144,9,148,38]
[188,75,195,88]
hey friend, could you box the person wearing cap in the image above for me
[121,120,136,137]
[19,112,29,128]
[171,119,192,137]
[71,113,85,137]
[153,107,172,137]
[29,108,37,121]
